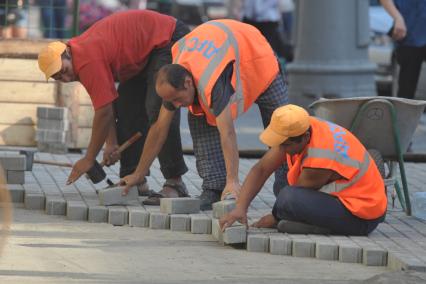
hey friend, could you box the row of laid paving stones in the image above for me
[5,151,426,272]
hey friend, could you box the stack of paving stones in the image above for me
[35,107,69,154]
[9,151,426,272]
[0,151,26,184]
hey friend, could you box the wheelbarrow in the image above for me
[310,96,426,216]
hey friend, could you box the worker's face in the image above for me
[51,57,77,83]
[280,132,310,156]
[156,75,195,108]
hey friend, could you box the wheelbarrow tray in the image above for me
[310,96,426,157]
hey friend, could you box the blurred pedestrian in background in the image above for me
[0,0,29,38]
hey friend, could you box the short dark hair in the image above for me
[61,49,71,60]
[287,127,312,143]
[157,64,192,90]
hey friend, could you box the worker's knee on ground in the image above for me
[273,186,298,219]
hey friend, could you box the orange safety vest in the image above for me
[171,19,279,126]
[286,117,387,220]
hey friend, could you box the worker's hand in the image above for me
[221,181,241,200]
[251,213,278,228]
[392,16,407,41]
[102,144,120,166]
[119,173,145,195]
[219,207,248,232]
[66,157,94,185]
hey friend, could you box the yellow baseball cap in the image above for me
[260,104,310,147]
[38,41,67,80]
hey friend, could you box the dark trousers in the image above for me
[395,45,426,99]
[272,186,386,236]
[113,20,190,178]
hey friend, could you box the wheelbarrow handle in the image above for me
[33,160,73,168]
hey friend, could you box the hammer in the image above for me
[33,132,142,185]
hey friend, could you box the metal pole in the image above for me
[72,0,80,36]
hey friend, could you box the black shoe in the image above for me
[199,189,221,211]
[277,220,331,234]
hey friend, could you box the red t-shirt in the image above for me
[68,10,176,110]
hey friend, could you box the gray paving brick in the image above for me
[388,251,426,272]
[6,170,25,184]
[247,234,270,253]
[291,237,315,258]
[7,184,24,203]
[190,214,211,234]
[212,200,236,219]
[98,186,138,206]
[0,155,26,170]
[37,142,67,154]
[66,201,88,220]
[170,214,191,231]
[45,196,66,215]
[108,206,129,226]
[24,192,45,210]
[269,234,292,255]
[308,235,338,261]
[128,206,150,227]
[88,205,108,223]
[37,106,68,120]
[149,212,170,230]
[212,218,246,244]
[160,198,200,214]
[37,118,69,131]
[350,236,388,266]
[331,236,363,263]
[35,129,67,143]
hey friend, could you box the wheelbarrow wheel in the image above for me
[368,149,385,179]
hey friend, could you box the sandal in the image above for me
[142,179,189,206]
[137,179,153,196]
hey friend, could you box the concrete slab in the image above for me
[270,234,292,255]
[149,212,170,230]
[45,196,66,215]
[128,206,150,228]
[190,214,211,234]
[24,192,45,210]
[247,234,270,253]
[66,201,88,221]
[212,200,236,219]
[108,206,128,226]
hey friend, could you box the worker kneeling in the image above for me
[220,104,387,235]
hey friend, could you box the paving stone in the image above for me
[37,142,67,154]
[247,234,270,253]
[170,214,191,231]
[6,170,25,184]
[6,184,24,203]
[212,218,246,244]
[37,106,68,120]
[67,201,88,220]
[160,198,200,214]
[387,251,426,272]
[37,118,69,131]
[331,236,363,263]
[350,236,388,266]
[98,186,138,206]
[308,235,339,261]
[108,206,129,226]
[88,205,108,223]
[269,234,292,255]
[212,200,236,219]
[190,214,211,234]
[35,129,67,143]
[149,212,170,230]
[0,155,26,170]
[24,192,45,210]
[45,196,66,215]
[291,237,316,258]
[128,206,150,227]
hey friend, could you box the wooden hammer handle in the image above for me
[33,160,73,168]
[116,131,143,154]
[100,131,143,167]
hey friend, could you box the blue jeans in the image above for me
[272,186,386,235]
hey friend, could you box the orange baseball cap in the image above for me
[259,104,310,147]
[38,41,67,81]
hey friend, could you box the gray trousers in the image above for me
[188,72,289,192]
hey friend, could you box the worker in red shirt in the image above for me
[38,10,190,204]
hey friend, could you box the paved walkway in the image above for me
[3,149,426,274]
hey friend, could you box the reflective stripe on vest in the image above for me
[319,151,371,194]
[306,148,363,169]
[173,21,245,117]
